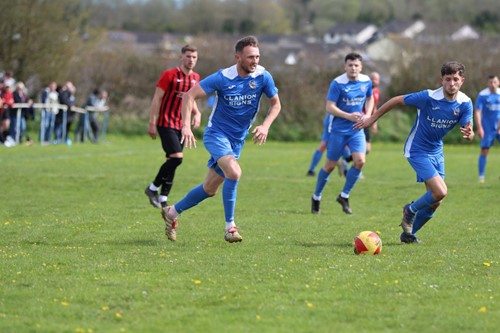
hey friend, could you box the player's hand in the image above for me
[348,112,363,123]
[460,121,474,141]
[252,125,269,145]
[353,115,373,130]
[192,112,201,129]
[181,126,196,148]
[148,122,157,139]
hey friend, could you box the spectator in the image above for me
[0,80,10,143]
[11,82,34,145]
[58,81,76,145]
[2,70,16,88]
[76,88,108,143]
[1,84,15,146]
[40,81,59,144]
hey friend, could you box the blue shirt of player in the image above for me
[403,87,473,157]
[475,87,500,133]
[326,73,372,135]
[199,64,278,142]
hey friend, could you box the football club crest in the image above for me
[249,80,257,90]
[453,108,460,116]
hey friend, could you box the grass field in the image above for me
[1,137,499,333]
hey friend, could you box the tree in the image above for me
[0,0,91,91]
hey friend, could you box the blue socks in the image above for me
[309,149,323,172]
[173,179,239,223]
[174,184,210,214]
[412,206,435,234]
[410,191,436,212]
[314,168,331,198]
[341,166,362,196]
[478,155,486,177]
[222,178,238,223]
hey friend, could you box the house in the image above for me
[379,19,426,39]
[324,22,378,45]
[417,22,480,42]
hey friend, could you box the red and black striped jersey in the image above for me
[156,67,200,130]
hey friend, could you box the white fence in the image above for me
[10,103,110,145]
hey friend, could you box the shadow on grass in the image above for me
[21,238,162,247]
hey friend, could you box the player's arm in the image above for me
[364,95,374,117]
[181,84,206,148]
[326,100,361,122]
[252,93,281,145]
[354,95,405,130]
[191,101,202,129]
[473,108,484,139]
[147,87,165,139]
[371,102,379,135]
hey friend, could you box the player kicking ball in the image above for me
[354,61,474,243]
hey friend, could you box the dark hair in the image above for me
[441,61,465,77]
[235,36,259,53]
[488,74,498,80]
[345,52,363,63]
[181,44,197,54]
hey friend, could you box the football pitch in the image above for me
[1,137,498,332]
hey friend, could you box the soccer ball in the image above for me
[353,231,382,255]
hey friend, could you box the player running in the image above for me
[354,61,474,243]
[474,75,500,183]
[161,36,281,242]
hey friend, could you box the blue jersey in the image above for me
[200,64,278,142]
[326,73,372,135]
[403,87,473,157]
[475,87,500,133]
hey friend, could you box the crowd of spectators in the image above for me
[0,70,108,147]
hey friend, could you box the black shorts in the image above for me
[157,127,183,157]
[364,127,371,143]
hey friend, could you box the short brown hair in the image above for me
[181,44,197,54]
[441,61,465,77]
[235,36,259,53]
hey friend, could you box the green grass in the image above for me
[1,137,499,333]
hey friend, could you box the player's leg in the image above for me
[216,154,244,242]
[307,140,327,176]
[401,154,445,241]
[145,127,182,208]
[478,135,493,183]
[337,132,366,214]
[311,134,345,214]
[162,168,224,241]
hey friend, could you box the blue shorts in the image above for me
[326,130,366,161]
[407,153,444,182]
[480,131,500,149]
[203,130,244,175]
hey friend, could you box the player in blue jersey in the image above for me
[160,36,281,242]
[311,52,374,215]
[355,61,474,243]
[474,75,500,183]
[306,114,331,177]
